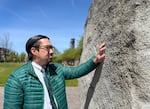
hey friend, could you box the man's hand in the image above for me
[93,43,106,64]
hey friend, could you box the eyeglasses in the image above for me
[38,45,54,51]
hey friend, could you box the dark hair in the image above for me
[26,35,49,60]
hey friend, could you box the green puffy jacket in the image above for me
[4,56,97,109]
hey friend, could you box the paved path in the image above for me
[0,87,81,109]
[0,87,3,109]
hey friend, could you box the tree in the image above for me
[6,50,18,62]
[19,52,27,62]
[53,36,83,64]
[0,33,12,62]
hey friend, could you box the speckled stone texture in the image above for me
[79,0,150,108]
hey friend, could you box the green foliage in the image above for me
[1,49,27,62]
[62,48,76,61]
[53,54,63,63]
[53,36,83,63]
[19,52,27,62]
[6,51,19,62]
[77,36,83,50]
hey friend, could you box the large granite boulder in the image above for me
[79,0,150,108]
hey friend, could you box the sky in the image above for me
[0,0,92,54]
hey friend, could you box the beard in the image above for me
[47,53,53,63]
[48,57,52,63]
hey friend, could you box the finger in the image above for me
[99,46,106,55]
[97,54,105,62]
[99,43,105,49]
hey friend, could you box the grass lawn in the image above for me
[0,63,23,86]
[0,63,78,87]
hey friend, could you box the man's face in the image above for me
[32,38,54,66]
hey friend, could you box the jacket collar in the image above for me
[46,63,58,76]
[26,61,38,78]
[26,61,57,77]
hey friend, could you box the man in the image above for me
[4,35,106,109]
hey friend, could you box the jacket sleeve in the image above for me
[4,73,24,109]
[62,56,99,80]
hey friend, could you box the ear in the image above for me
[30,47,38,55]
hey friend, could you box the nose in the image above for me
[49,48,54,54]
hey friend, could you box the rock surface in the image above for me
[79,0,150,109]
